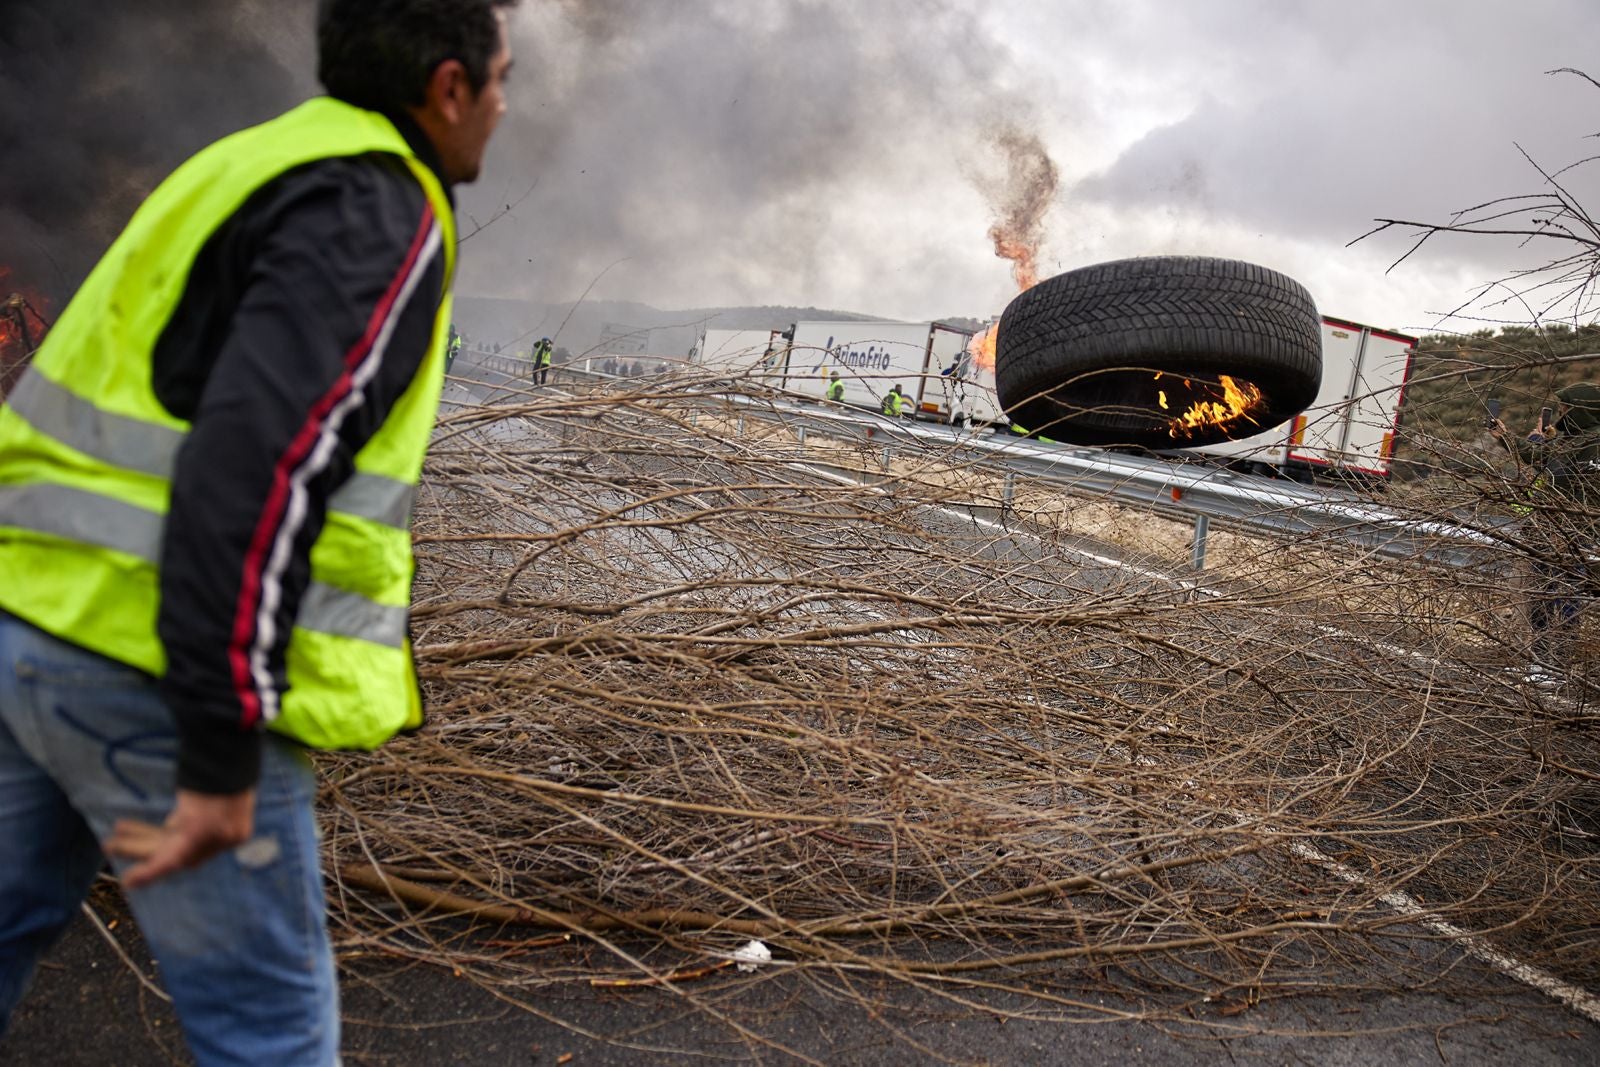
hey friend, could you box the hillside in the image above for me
[1403,324,1600,432]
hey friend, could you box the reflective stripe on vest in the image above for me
[0,97,455,751]
[5,372,416,528]
[0,484,406,647]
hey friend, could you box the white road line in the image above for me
[791,458,1600,1025]
[1285,837,1600,1024]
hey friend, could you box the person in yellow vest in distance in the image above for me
[533,336,553,385]
[447,325,463,370]
[0,2,517,1062]
[881,383,912,417]
[826,370,845,403]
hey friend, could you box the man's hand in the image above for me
[107,788,257,890]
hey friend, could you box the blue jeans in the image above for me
[0,612,339,1066]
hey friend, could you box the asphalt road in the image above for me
[5,894,1599,1066]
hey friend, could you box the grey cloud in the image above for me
[457,0,1041,308]
[1071,0,1600,270]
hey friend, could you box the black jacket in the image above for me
[152,114,450,793]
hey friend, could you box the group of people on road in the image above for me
[600,356,649,377]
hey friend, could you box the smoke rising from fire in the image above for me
[1,0,1053,316]
[982,127,1060,291]
[463,0,1051,312]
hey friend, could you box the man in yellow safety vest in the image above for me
[448,326,464,370]
[0,2,516,1060]
[533,336,554,384]
[881,383,912,417]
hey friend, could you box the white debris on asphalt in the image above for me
[733,939,771,971]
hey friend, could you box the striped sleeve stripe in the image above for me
[227,204,442,729]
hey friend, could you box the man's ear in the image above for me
[424,59,472,123]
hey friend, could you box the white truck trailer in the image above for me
[1186,315,1416,479]
[688,329,782,377]
[773,320,1000,422]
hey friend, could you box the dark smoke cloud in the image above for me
[0,0,1044,318]
[0,1,315,304]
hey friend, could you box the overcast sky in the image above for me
[465,0,1600,334]
[5,0,1599,337]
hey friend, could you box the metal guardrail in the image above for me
[449,353,1509,571]
[768,399,1504,572]
[469,351,540,379]
[696,391,1508,571]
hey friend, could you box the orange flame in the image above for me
[0,269,13,352]
[1166,374,1264,439]
[983,127,1057,295]
[968,322,998,373]
[988,229,1040,292]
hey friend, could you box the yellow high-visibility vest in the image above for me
[0,97,456,750]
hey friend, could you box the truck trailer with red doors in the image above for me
[1186,316,1416,479]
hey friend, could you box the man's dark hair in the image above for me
[317,0,515,115]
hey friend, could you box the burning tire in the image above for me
[994,256,1322,448]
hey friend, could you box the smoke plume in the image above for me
[2,0,1054,318]
[981,127,1060,291]
[464,0,1049,313]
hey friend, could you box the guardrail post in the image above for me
[736,414,745,436]
[1003,471,1016,513]
[1190,514,1210,571]
[881,445,892,471]
[797,426,807,448]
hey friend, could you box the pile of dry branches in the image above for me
[311,364,1600,1047]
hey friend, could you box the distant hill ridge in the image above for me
[454,296,984,359]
